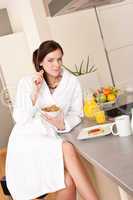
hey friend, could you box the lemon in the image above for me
[107,93,116,102]
[84,100,92,118]
[84,104,94,118]
[88,99,97,106]
[84,99,99,118]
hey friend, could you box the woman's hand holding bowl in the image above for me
[41,105,65,131]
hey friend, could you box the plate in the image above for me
[77,123,112,140]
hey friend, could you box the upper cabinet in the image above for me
[96,1,133,86]
[43,0,126,17]
[97,2,133,51]
[108,45,133,86]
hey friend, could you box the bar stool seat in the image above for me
[0,176,48,199]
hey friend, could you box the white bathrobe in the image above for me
[6,69,83,200]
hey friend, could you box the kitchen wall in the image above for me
[47,9,112,86]
[0,32,34,101]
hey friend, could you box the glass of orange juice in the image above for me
[95,110,106,124]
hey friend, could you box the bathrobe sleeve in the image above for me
[13,77,39,125]
[56,78,84,133]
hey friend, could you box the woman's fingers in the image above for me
[44,111,64,120]
[41,111,65,130]
[34,79,41,85]
[42,113,53,120]
[34,70,44,86]
[40,70,44,75]
[41,113,47,120]
[60,111,64,119]
[42,111,64,123]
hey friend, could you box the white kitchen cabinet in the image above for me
[96,1,133,86]
[108,45,133,87]
[97,2,133,51]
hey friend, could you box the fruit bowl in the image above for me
[93,86,120,109]
[100,100,116,109]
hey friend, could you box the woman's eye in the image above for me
[48,59,53,62]
[58,58,62,62]
[47,58,62,63]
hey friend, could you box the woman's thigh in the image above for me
[62,141,77,158]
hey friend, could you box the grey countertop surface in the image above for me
[61,118,133,196]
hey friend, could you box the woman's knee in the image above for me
[65,171,76,190]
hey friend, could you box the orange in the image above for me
[103,88,111,96]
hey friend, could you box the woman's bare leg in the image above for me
[56,170,76,200]
[62,142,99,200]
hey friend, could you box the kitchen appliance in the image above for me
[44,0,126,16]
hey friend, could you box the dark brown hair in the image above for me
[32,40,64,72]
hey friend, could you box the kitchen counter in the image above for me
[60,118,133,198]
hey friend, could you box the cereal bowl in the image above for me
[41,105,61,117]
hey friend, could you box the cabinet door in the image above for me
[98,2,133,50]
[0,75,13,148]
[97,2,133,87]
[109,45,133,87]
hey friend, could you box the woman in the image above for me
[6,40,99,200]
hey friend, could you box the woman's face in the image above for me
[40,48,63,77]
